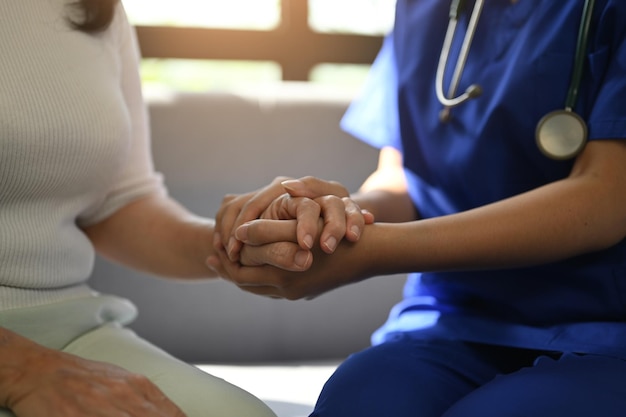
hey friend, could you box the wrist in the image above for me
[190,218,219,278]
[353,222,406,278]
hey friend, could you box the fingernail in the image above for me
[281,179,303,191]
[227,237,237,254]
[350,225,361,240]
[294,250,311,268]
[323,236,337,253]
[236,224,249,242]
[303,234,314,249]
[362,209,375,224]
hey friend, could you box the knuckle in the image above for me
[126,372,152,387]
[300,196,320,208]
[329,180,348,195]
[276,193,291,203]
[269,242,296,260]
[341,196,355,205]
[299,175,316,183]
[222,193,237,204]
[273,175,292,184]
[342,198,361,214]
[317,195,341,205]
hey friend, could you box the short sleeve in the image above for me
[587,0,626,140]
[78,4,166,226]
[340,34,401,150]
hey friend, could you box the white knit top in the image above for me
[0,1,165,310]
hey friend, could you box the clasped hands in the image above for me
[207,176,374,299]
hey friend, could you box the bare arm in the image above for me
[211,146,419,273]
[219,139,626,299]
[351,146,418,223]
[372,139,626,273]
[226,145,411,267]
[82,193,218,279]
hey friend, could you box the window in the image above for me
[309,0,395,35]
[122,0,394,92]
[123,0,281,29]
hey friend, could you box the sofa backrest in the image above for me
[90,83,406,363]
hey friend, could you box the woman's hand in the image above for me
[215,177,292,263]
[213,176,373,264]
[276,178,374,253]
[0,330,185,417]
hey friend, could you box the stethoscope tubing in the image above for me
[566,0,596,111]
[436,0,485,109]
[436,0,595,160]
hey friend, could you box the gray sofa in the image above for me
[90,82,407,364]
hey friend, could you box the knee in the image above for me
[311,342,462,417]
[311,346,423,417]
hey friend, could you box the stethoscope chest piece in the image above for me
[437,0,595,160]
[535,110,587,160]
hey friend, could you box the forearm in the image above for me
[219,142,626,300]
[351,146,418,223]
[351,189,418,224]
[269,177,621,299]
[363,174,626,276]
[350,140,626,275]
[83,194,217,279]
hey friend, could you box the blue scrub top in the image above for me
[342,0,626,358]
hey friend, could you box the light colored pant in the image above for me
[0,295,276,417]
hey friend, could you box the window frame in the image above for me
[134,0,384,81]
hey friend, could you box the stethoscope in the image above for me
[436,0,596,160]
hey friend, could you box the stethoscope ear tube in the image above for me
[436,0,485,121]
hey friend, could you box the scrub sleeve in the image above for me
[0,296,276,417]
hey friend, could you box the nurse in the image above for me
[212,0,626,416]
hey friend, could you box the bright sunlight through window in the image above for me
[122,0,396,92]
[309,0,395,35]
[123,0,281,29]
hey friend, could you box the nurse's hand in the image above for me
[214,176,373,263]
[2,330,185,417]
[210,220,376,300]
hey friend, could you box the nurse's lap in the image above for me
[310,337,626,417]
[443,352,626,417]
